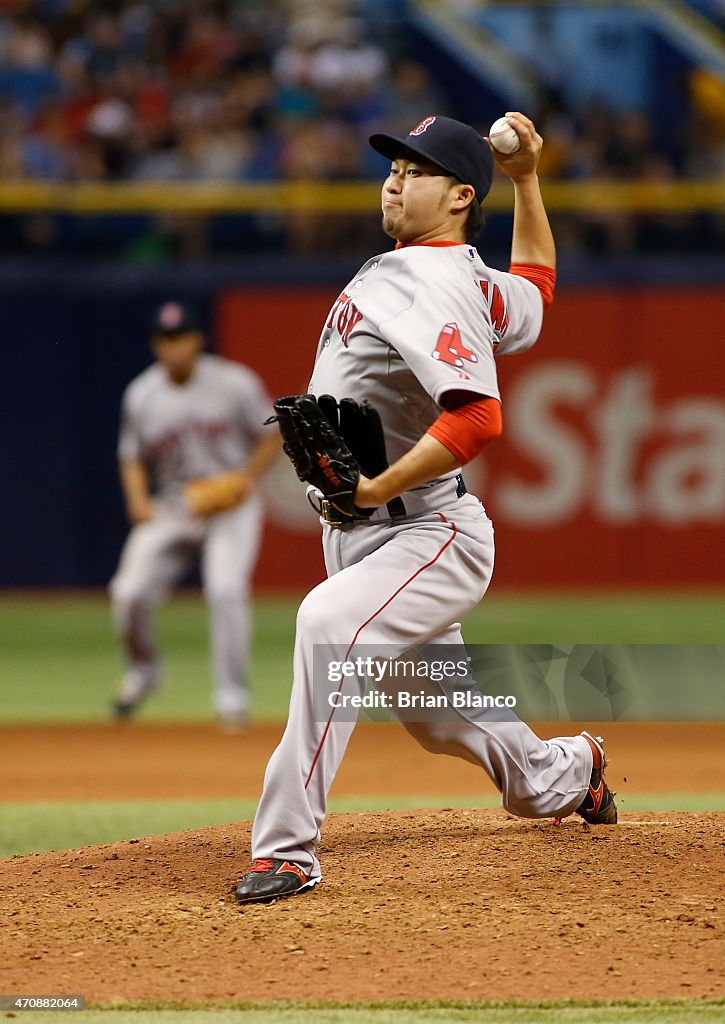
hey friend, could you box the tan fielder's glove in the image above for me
[184,470,253,517]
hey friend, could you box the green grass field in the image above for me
[1,590,724,722]
[10,1002,725,1023]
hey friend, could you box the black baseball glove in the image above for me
[269,395,377,522]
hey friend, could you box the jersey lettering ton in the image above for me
[119,354,273,498]
[309,244,543,508]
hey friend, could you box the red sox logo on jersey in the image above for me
[433,323,477,370]
[410,116,436,136]
[432,283,510,367]
[327,292,363,347]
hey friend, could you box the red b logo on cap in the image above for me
[410,116,436,136]
[159,302,183,330]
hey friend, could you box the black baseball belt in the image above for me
[313,474,467,528]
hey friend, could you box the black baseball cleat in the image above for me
[111,678,161,721]
[576,731,618,824]
[112,697,138,720]
[111,692,154,721]
[236,859,321,904]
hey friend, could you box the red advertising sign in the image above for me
[216,285,725,590]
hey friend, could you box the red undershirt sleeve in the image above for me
[509,263,556,307]
[426,396,503,465]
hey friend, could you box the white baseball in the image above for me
[488,116,521,155]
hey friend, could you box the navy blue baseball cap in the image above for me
[151,300,200,337]
[369,115,493,202]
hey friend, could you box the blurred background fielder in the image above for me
[110,300,278,726]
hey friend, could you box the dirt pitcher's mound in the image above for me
[2,810,723,1005]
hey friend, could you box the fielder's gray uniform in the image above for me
[110,353,273,719]
[252,243,593,878]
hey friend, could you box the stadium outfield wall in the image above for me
[2,255,724,589]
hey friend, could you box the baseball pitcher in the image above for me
[110,301,279,725]
[236,114,617,904]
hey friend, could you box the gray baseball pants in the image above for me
[110,495,263,718]
[251,494,593,878]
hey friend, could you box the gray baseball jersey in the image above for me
[119,353,272,501]
[111,353,274,721]
[310,243,542,514]
[250,243,594,880]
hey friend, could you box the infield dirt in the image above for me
[1,721,723,802]
[1,722,723,1004]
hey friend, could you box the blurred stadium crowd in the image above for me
[1,0,724,255]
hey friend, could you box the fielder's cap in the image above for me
[151,300,200,337]
[369,115,493,202]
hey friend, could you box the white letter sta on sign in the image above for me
[495,364,725,527]
[497,363,593,525]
